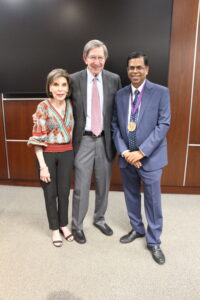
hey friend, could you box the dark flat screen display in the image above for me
[0,0,172,95]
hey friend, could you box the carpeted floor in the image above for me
[0,185,199,300]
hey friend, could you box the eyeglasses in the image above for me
[127,66,146,71]
[87,56,105,62]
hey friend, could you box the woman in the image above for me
[28,68,74,247]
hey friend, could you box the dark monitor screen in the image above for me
[0,0,173,95]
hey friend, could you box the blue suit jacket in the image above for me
[112,80,171,171]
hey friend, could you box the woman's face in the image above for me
[49,76,69,101]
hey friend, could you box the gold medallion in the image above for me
[128,122,137,132]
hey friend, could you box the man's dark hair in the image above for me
[127,51,149,67]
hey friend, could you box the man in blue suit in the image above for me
[112,51,170,264]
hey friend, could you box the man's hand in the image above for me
[133,160,142,168]
[123,150,144,168]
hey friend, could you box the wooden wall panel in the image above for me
[0,96,8,179]
[185,147,200,186]
[162,0,199,186]
[189,19,200,144]
[4,100,40,140]
[7,142,38,181]
[184,14,200,187]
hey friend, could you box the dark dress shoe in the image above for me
[93,222,113,236]
[120,230,145,244]
[72,230,86,244]
[147,245,165,265]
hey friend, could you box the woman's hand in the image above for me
[40,166,51,183]
[34,146,51,183]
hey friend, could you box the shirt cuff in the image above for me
[121,150,130,157]
[139,148,145,157]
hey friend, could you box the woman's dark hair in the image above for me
[46,68,71,98]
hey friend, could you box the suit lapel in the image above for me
[122,85,131,141]
[79,70,87,117]
[137,80,152,126]
[102,70,109,117]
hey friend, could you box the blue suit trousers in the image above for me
[120,165,163,246]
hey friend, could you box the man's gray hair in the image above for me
[83,39,108,58]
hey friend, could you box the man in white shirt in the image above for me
[112,51,170,264]
[71,40,121,244]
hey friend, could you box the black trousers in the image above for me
[40,150,74,230]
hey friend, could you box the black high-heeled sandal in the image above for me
[59,229,74,242]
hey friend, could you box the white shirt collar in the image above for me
[131,79,146,94]
[87,68,102,83]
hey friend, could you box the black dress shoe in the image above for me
[72,230,86,244]
[120,230,145,244]
[93,222,113,236]
[147,245,165,265]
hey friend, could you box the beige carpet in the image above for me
[0,185,199,300]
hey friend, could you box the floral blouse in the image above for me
[28,99,74,150]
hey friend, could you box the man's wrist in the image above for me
[139,149,145,157]
[121,150,130,157]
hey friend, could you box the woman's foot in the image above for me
[52,229,62,247]
[60,226,74,242]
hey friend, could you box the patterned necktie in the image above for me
[128,89,140,151]
[91,77,102,136]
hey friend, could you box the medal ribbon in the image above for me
[131,86,145,117]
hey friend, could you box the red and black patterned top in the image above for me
[28,99,74,152]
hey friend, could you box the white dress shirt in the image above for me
[122,80,146,157]
[128,80,146,123]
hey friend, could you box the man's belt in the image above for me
[83,131,104,137]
